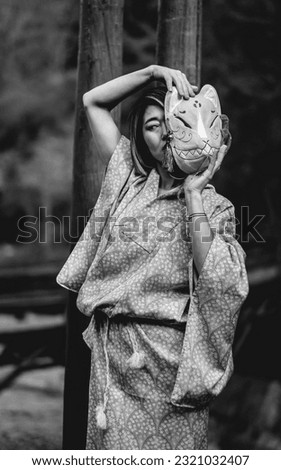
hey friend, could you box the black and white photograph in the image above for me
[0,0,281,457]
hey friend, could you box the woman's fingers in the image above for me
[213,145,227,173]
[183,145,227,194]
[198,153,217,180]
[172,72,186,97]
[165,74,173,92]
[196,146,226,182]
[181,73,197,98]
[166,68,197,99]
[152,65,198,99]
[176,71,189,98]
[176,71,197,99]
[163,70,183,94]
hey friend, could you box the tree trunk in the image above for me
[156,0,202,86]
[63,0,124,450]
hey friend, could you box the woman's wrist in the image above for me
[142,65,156,84]
[184,190,205,217]
[146,65,154,79]
[184,189,202,205]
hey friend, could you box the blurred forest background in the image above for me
[0,0,281,450]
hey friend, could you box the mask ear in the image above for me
[200,84,221,114]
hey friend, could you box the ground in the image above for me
[0,366,63,450]
[1,356,281,450]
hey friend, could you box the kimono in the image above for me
[57,136,249,449]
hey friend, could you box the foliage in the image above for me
[0,0,77,243]
[202,0,281,258]
[0,0,280,260]
[0,0,77,150]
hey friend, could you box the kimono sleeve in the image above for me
[171,189,249,408]
[56,135,133,293]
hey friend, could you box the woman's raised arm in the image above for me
[83,65,197,162]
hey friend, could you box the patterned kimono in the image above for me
[57,136,249,449]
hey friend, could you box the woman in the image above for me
[57,65,248,449]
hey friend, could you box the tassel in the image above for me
[162,144,174,173]
[126,350,146,369]
[96,404,107,430]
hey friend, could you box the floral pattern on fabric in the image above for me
[171,200,249,408]
[84,315,209,450]
[56,135,134,293]
[57,135,249,449]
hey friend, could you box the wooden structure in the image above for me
[63,0,124,450]
[157,0,202,86]
[63,0,202,449]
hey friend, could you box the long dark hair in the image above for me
[129,83,167,176]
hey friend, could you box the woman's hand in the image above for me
[183,144,228,195]
[149,65,198,99]
[183,144,227,274]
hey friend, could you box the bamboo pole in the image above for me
[63,0,124,449]
[156,0,202,87]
